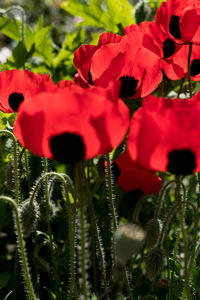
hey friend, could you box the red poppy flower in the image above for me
[113,150,162,196]
[73,32,122,86]
[89,32,162,99]
[127,94,200,175]
[74,30,162,99]
[156,0,200,45]
[0,69,54,113]
[14,82,130,163]
[167,43,200,81]
[124,21,184,80]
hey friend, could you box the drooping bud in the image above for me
[19,199,40,238]
[145,247,165,280]
[146,218,162,248]
[115,223,146,265]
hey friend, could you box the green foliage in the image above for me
[61,0,135,32]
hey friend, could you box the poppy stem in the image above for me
[23,149,31,192]
[177,78,185,98]
[0,196,37,300]
[75,161,90,300]
[154,180,175,219]
[187,42,193,98]
[0,130,20,205]
[104,154,118,267]
[175,175,192,300]
[60,177,78,299]
[6,6,25,45]
[42,158,59,295]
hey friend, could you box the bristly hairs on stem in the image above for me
[0,196,37,300]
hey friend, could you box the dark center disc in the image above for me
[119,76,139,98]
[169,15,181,39]
[167,149,196,175]
[163,38,175,58]
[191,59,200,76]
[49,132,86,163]
[8,92,24,112]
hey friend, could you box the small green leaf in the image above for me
[35,14,44,32]
[105,0,135,27]
[0,16,21,41]
[61,0,116,31]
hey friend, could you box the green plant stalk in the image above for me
[61,185,78,299]
[187,201,198,275]
[23,149,31,191]
[175,175,191,300]
[105,154,132,297]
[87,194,107,289]
[42,158,59,293]
[29,172,73,205]
[75,161,89,300]
[132,195,154,223]
[105,154,117,267]
[188,42,193,98]
[35,171,77,297]
[0,196,37,300]
[6,6,25,44]
[154,180,175,219]
[177,78,185,98]
[0,130,20,204]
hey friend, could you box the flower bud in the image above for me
[115,223,146,265]
[145,247,165,280]
[146,218,162,248]
[19,199,40,238]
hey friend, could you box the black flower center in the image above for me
[8,92,24,112]
[169,15,181,39]
[49,132,85,163]
[191,59,200,76]
[163,39,175,59]
[88,69,93,85]
[112,161,121,182]
[119,76,139,98]
[167,149,196,175]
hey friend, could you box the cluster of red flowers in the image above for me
[2,0,200,197]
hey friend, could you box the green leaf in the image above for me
[62,0,115,30]
[35,14,44,32]
[105,0,135,28]
[12,41,30,68]
[33,25,54,65]
[0,16,21,41]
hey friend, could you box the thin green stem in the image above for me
[175,175,191,300]
[42,158,59,293]
[187,201,198,275]
[6,6,25,44]
[154,180,175,219]
[177,78,185,98]
[132,195,154,223]
[187,42,193,98]
[0,130,20,204]
[29,172,73,205]
[0,196,37,300]
[23,149,31,191]
[75,162,89,300]
[61,185,78,299]
[105,154,118,267]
